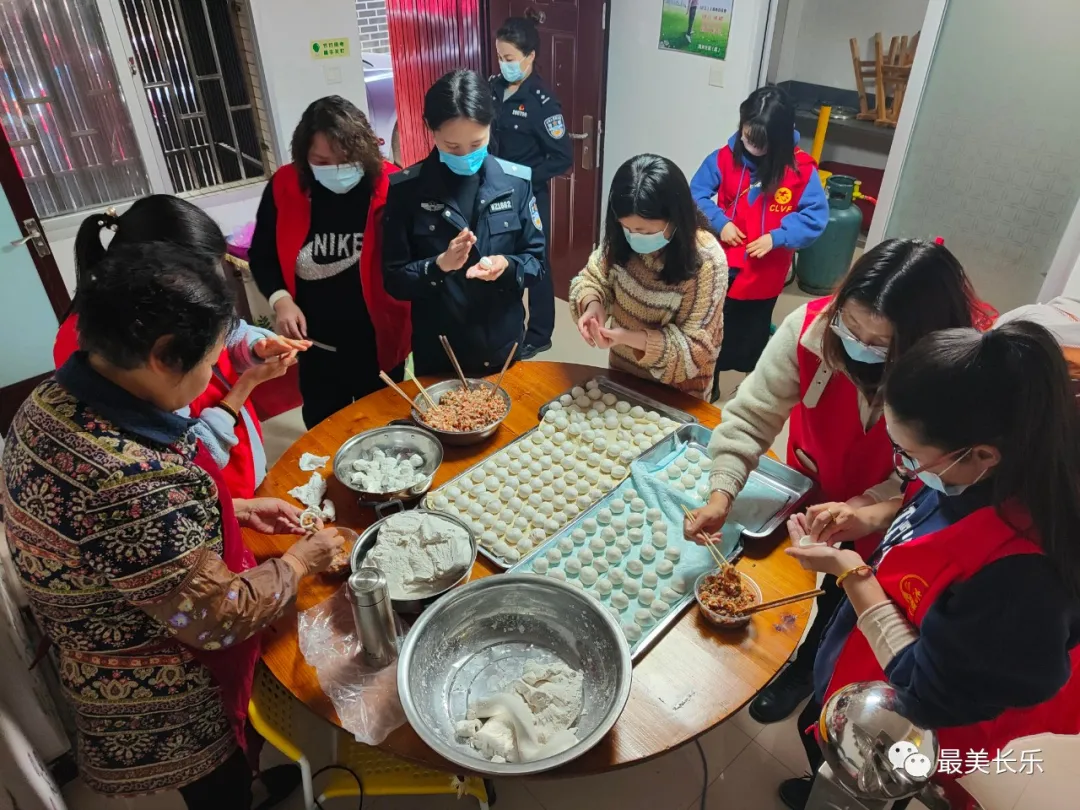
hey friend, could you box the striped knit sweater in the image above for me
[568,229,728,398]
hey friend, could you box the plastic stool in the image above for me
[247,666,316,809]
[320,729,490,808]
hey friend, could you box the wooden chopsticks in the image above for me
[680,504,730,571]
[492,342,517,393]
[439,335,471,391]
[408,371,436,408]
[737,589,825,616]
[378,370,418,409]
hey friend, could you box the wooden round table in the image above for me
[245,361,815,775]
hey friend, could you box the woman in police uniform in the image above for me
[489,16,572,359]
[382,69,546,377]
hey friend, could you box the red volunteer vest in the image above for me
[271,161,411,373]
[788,298,894,557]
[715,146,818,300]
[53,315,262,499]
[824,501,1080,780]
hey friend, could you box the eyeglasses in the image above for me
[892,441,970,480]
[831,314,889,360]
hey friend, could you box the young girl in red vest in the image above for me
[690,86,828,393]
[687,239,995,726]
[781,321,1080,810]
[54,196,308,498]
[250,96,410,428]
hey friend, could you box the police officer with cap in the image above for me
[489,16,572,359]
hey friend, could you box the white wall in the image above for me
[775,0,930,90]
[250,0,370,166]
[603,0,771,206]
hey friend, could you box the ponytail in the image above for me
[70,208,120,316]
[885,322,1080,597]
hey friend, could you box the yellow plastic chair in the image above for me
[248,666,491,809]
[319,729,490,809]
[248,665,317,809]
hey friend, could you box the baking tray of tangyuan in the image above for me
[421,405,682,570]
[538,375,698,427]
[644,423,814,539]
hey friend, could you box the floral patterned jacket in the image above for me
[1,355,298,796]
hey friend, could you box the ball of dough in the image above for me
[495,468,510,483]
[580,566,599,587]
[645,411,660,422]
[540,469,555,484]
[535,485,552,501]
[561,457,577,472]
[493,541,511,558]
[433,494,450,510]
[644,507,661,522]
[545,548,563,564]
[508,497,524,512]
[687,464,702,479]
[494,520,508,534]
[564,504,581,519]
[508,460,523,477]
[589,486,604,500]
[571,386,586,398]
[553,494,568,511]
[628,497,646,513]
[560,441,576,456]
[683,447,701,463]
[697,484,711,501]
[593,557,610,574]
[517,484,533,499]
[640,545,657,562]
[564,557,582,576]
[634,608,655,627]
[544,409,559,424]
[500,507,516,523]
[680,474,697,489]
[574,395,591,409]
[643,570,659,588]
[616,536,632,553]
[577,548,594,565]
[604,417,620,431]
[626,559,644,577]
[532,557,549,574]
[480,513,497,529]
[616,400,632,414]
[612,465,629,479]
[508,444,523,459]
[622,621,643,641]
[671,575,690,594]
[530,477,544,491]
[672,481,685,492]
[588,452,603,468]
[531,528,548,545]
[606,444,623,460]
[593,436,609,452]
[605,547,623,564]
[674,457,689,472]
[575,446,590,461]
[597,508,613,524]
[543,518,559,533]
[567,423,582,437]
[620,415,636,430]
[589,536,606,553]
[559,394,574,407]
[612,592,631,610]
[644,424,659,437]
[660,587,680,603]
[599,392,616,406]
[468,502,484,518]
[628,527,645,545]
[599,459,615,475]
[454,495,471,511]
[447,485,463,498]
[665,546,681,562]
[518,537,534,553]
[480,529,498,546]
[478,491,496,506]
[531,431,545,445]
[652,533,669,549]
[635,436,653,450]
[557,537,574,554]
[595,577,613,596]
[638,588,655,606]
[608,568,626,586]
[651,520,668,535]
[588,388,603,401]
[582,518,598,534]
[656,560,674,576]
[627,513,645,529]
[554,417,569,431]
[600,526,617,543]
[548,568,567,581]
[514,516,530,531]
[471,468,486,483]
[528,460,543,476]
[576,495,592,510]
[528,493,543,508]
[665,465,681,481]
[650,599,670,617]
[504,546,521,563]
[522,505,538,521]
[594,402,607,414]
[498,486,514,501]
[631,423,646,437]
[612,517,627,534]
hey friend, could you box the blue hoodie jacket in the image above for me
[690,131,828,251]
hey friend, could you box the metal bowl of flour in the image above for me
[397,574,633,776]
[349,508,478,614]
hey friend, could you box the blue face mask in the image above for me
[500,60,525,83]
[439,145,488,176]
[900,449,984,496]
[310,163,363,194]
[623,226,672,254]
[831,316,888,364]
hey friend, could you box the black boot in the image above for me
[779,775,814,810]
[748,664,813,724]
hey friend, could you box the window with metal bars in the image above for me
[118,0,266,194]
[0,0,270,220]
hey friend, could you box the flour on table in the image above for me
[299,452,330,471]
[350,448,426,493]
[289,471,327,509]
[366,512,472,598]
[456,660,584,763]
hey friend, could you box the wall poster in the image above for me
[658,0,733,61]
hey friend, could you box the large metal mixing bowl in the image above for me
[409,379,511,446]
[333,425,443,502]
[397,574,633,776]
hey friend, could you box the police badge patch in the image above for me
[530,197,543,231]
[544,114,566,139]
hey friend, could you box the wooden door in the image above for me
[0,127,68,433]
[487,0,609,298]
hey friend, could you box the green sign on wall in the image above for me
[311,38,350,59]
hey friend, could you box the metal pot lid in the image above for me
[812,104,859,120]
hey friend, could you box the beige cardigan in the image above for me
[568,229,728,399]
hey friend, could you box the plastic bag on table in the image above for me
[297,585,407,745]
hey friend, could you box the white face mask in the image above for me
[899,448,986,496]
